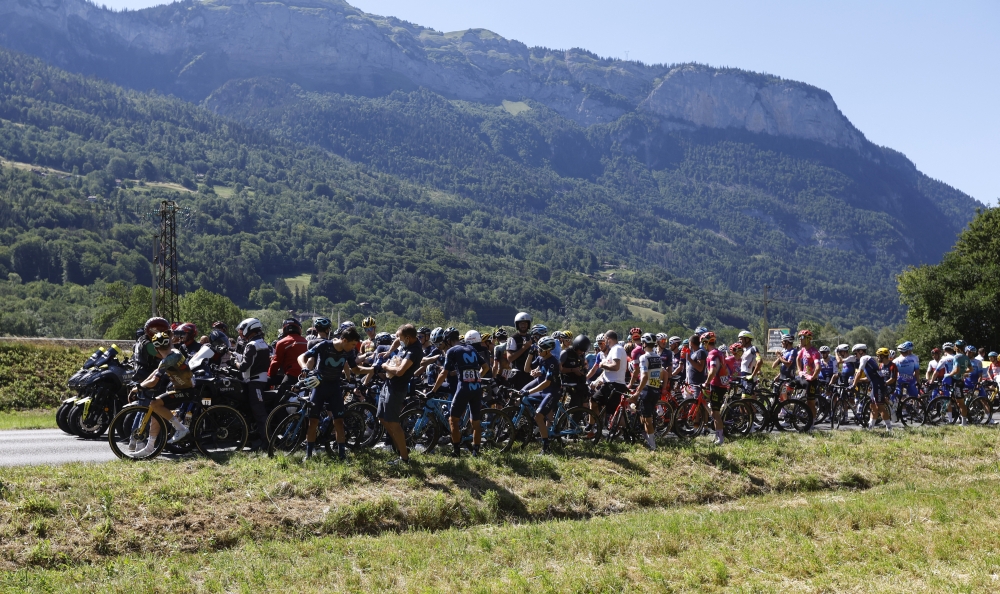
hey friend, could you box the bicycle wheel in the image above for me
[721,401,754,437]
[673,398,707,439]
[268,412,308,456]
[108,406,167,460]
[925,397,952,425]
[479,408,513,451]
[653,400,676,437]
[896,397,926,427]
[345,402,381,449]
[194,405,249,459]
[772,399,813,432]
[813,393,831,425]
[741,397,768,433]
[968,397,992,425]
[399,408,440,454]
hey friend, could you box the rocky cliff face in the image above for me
[0,0,872,152]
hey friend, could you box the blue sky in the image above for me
[103,0,998,205]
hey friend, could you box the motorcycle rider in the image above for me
[268,318,308,399]
[236,318,271,448]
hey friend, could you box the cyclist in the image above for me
[631,333,663,451]
[236,318,271,448]
[725,343,740,380]
[669,337,685,386]
[849,344,892,431]
[518,336,561,455]
[296,325,374,460]
[817,346,835,384]
[773,333,797,383]
[794,329,820,420]
[628,327,644,384]
[941,342,970,424]
[876,348,898,402]
[964,345,984,397]
[686,334,707,398]
[491,328,510,383]
[701,332,729,445]
[421,327,446,390]
[561,334,591,410]
[132,331,196,457]
[376,324,423,465]
[893,342,920,401]
[432,329,489,457]
[737,331,761,389]
[506,313,535,389]
[269,318,308,398]
[360,317,377,354]
[596,330,628,403]
[655,333,674,397]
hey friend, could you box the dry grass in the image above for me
[1,426,998,574]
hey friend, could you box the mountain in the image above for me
[0,0,985,336]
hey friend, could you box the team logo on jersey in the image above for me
[324,356,346,368]
[463,352,478,364]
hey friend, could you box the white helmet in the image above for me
[737,330,753,339]
[464,330,482,344]
[852,343,867,353]
[240,317,263,336]
[514,312,532,324]
[836,343,850,352]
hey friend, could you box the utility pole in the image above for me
[153,200,180,322]
[762,284,771,333]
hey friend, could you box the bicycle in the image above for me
[267,395,371,458]
[399,392,513,454]
[500,392,593,450]
[673,385,756,439]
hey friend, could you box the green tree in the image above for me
[179,288,244,338]
[104,285,153,339]
[898,208,1000,355]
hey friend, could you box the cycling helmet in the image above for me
[718,344,728,354]
[737,330,754,339]
[240,318,263,335]
[836,344,850,352]
[700,331,716,344]
[596,333,606,343]
[931,347,942,355]
[694,326,708,335]
[571,335,591,352]
[852,344,867,353]
[875,347,890,357]
[889,350,897,358]
[417,326,431,336]
[375,332,393,346]
[655,332,668,342]
[144,317,170,338]
[151,332,172,349]
[537,336,557,351]
[942,342,955,351]
[965,345,976,354]
[430,327,445,344]
[797,329,813,338]
[314,317,333,332]
[208,329,231,354]
[443,327,460,343]
[493,327,508,341]
[730,342,743,352]
[669,336,682,345]
[781,334,793,344]
[989,352,998,358]
[681,339,689,347]
[954,339,966,348]
[529,324,548,337]
[465,330,482,344]
[629,327,642,338]
[514,312,532,324]
[819,345,830,353]
[640,333,656,345]
[281,318,302,335]
[898,341,914,352]
[340,321,356,329]
[361,317,376,329]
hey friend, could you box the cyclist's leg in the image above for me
[638,388,657,449]
[448,389,470,455]
[708,387,725,442]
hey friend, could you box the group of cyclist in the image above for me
[126,310,1000,464]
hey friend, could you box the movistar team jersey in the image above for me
[530,353,561,394]
[443,343,484,394]
[304,340,357,383]
[893,354,920,381]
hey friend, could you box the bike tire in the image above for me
[480,408,513,452]
[896,396,926,428]
[772,398,814,432]
[721,400,754,438]
[653,400,676,438]
[268,412,308,457]
[968,396,992,425]
[193,405,248,459]
[108,406,167,460]
[673,398,707,439]
[346,401,382,449]
[553,406,592,447]
[399,408,440,455]
[925,397,952,426]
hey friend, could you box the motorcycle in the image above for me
[58,345,133,439]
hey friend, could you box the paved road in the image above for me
[0,429,117,467]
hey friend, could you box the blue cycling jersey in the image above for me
[893,354,920,381]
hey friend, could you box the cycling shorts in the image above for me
[526,392,558,416]
[795,377,819,401]
[638,388,658,417]
[897,379,918,398]
[563,381,590,408]
[449,387,483,421]
[708,386,727,411]
[596,382,628,408]
[869,382,889,405]
[308,382,345,420]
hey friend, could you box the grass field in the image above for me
[0,409,57,430]
[1,427,999,591]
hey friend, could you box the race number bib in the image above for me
[461,369,481,383]
[648,369,662,388]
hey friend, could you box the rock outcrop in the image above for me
[0,0,873,152]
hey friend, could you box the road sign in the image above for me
[767,328,791,353]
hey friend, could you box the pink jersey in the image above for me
[724,355,739,379]
[797,346,820,378]
[707,348,731,388]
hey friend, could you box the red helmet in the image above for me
[144,317,170,338]
[931,347,942,355]
[730,342,743,352]
[176,323,197,340]
[700,331,716,344]
[797,329,813,338]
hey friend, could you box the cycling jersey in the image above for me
[740,345,759,376]
[560,348,586,384]
[724,354,739,379]
[953,354,971,379]
[779,347,798,379]
[858,355,886,387]
[423,344,443,386]
[878,361,898,385]
[838,356,858,384]
[527,353,561,395]
[304,340,357,383]
[818,356,835,382]
[443,343,485,421]
[893,354,920,381]
[637,352,664,391]
[154,349,193,390]
[706,348,730,388]
[965,358,983,389]
[657,348,674,374]
[797,346,820,379]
